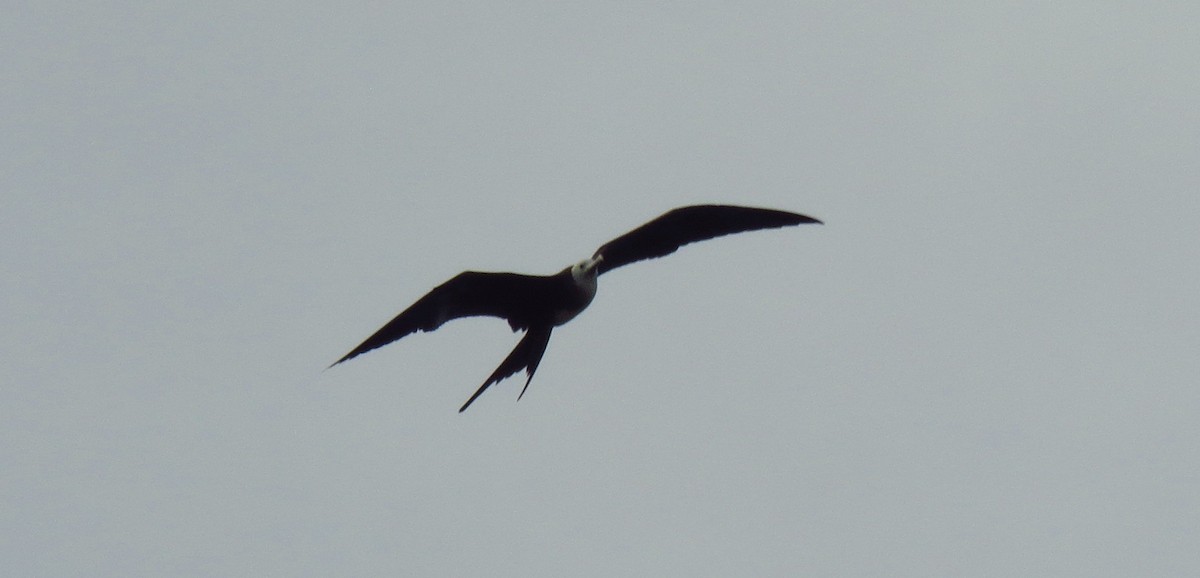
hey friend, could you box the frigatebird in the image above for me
[331,204,821,412]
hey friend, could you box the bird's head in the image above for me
[570,254,603,282]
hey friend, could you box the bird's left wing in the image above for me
[331,271,550,367]
[592,205,821,275]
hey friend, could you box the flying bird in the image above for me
[331,204,821,412]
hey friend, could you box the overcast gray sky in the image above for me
[4,2,1198,576]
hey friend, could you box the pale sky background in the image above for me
[3,2,1199,576]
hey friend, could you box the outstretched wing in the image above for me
[458,325,553,412]
[330,271,551,367]
[592,205,821,275]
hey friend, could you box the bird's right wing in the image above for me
[592,205,821,275]
[331,271,549,367]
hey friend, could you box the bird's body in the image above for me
[331,204,821,411]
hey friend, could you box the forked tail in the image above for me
[459,326,553,412]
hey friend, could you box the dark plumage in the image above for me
[331,204,821,411]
